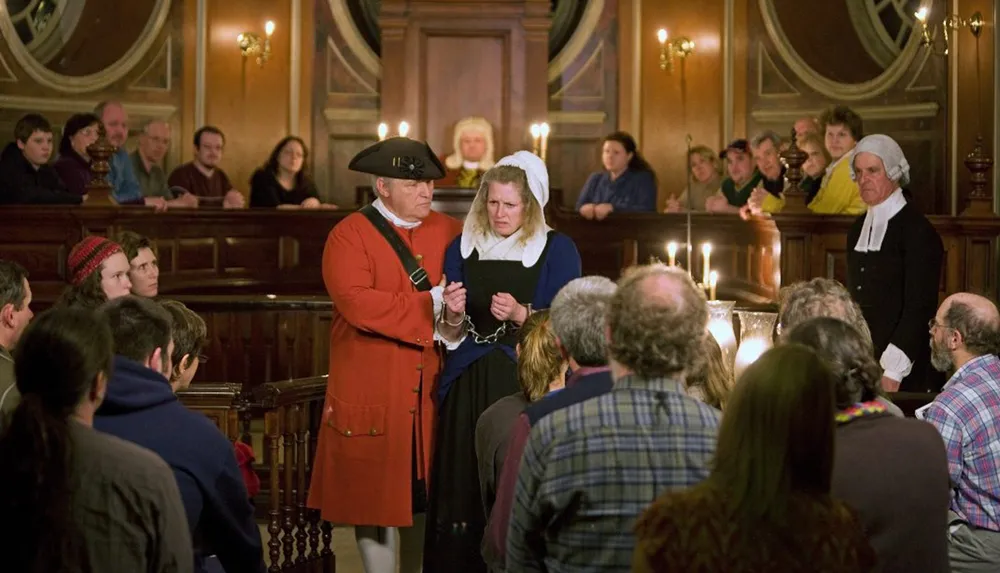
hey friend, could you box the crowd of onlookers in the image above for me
[0,102,336,210]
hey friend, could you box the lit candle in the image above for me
[530,123,541,156]
[539,122,551,163]
[265,20,275,37]
[377,123,388,141]
[398,121,410,138]
[666,242,677,267]
[709,271,718,301]
[657,29,668,45]
[914,7,928,23]
[701,243,712,285]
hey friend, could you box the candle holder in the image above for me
[707,301,737,373]
[733,310,777,379]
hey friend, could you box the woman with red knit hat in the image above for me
[56,236,133,309]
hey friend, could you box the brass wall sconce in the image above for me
[914,6,983,56]
[656,28,694,74]
[238,20,275,66]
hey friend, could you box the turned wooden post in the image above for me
[84,123,116,205]
[961,135,995,216]
[779,128,809,213]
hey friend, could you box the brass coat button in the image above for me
[415,254,423,261]
[369,428,378,436]
[416,364,424,371]
[344,429,352,437]
[409,407,416,414]
[412,387,420,393]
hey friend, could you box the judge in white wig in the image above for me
[846,134,944,393]
[440,116,496,189]
[425,150,581,571]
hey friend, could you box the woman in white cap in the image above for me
[427,150,582,572]
[846,134,943,392]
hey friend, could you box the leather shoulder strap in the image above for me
[359,204,432,292]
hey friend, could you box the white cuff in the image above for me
[880,343,913,382]
[430,285,444,320]
[433,326,466,350]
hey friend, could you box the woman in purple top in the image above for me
[576,131,658,220]
[52,113,101,197]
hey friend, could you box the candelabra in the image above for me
[238,21,275,67]
[656,29,695,74]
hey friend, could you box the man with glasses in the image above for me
[132,119,199,208]
[920,293,1000,571]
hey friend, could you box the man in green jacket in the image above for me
[0,260,33,425]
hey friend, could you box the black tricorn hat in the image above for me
[348,137,446,180]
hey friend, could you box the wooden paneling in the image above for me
[954,0,996,211]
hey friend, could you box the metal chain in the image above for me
[464,315,510,345]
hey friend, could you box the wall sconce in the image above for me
[656,28,694,74]
[238,20,275,66]
[914,6,983,56]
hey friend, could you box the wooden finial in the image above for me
[780,128,809,213]
[84,123,117,206]
[961,135,995,216]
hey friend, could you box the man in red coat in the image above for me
[307,137,464,572]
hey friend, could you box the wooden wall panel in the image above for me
[954,0,995,212]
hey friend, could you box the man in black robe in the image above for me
[847,134,944,392]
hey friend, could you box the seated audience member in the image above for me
[787,317,950,573]
[576,132,657,219]
[921,293,1000,571]
[0,261,32,425]
[798,131,831,202]
[486,276,618,569]
[95,101,166,209]
[633,345,877,573]
[739,130,788,217]
[133,119,199,208]
[250,136,336,209]
[705,139,760,213]
[56,236,132,310]
[683,333,733,409]
[117,231,160,298]
[0,113,82,206]
[506,265,720,572]
[52,113,101,197]
[0,307,191,572]
[94,296,265,573]
[160,299,261,499]
[777,277,903,417]
[476,310,566,571]
[168,126,246,209]
[795,116,820,142]
[664,145,723,212]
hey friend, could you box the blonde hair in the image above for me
[798,132,832,166]
[470,165,544,245]
[684,332,734,410]
[688,145,723,179]
[517,310,565,402]
[444,116,495,171]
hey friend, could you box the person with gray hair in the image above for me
[132,119,199,208]
[921,293,1000,571]
[847,134,944,392]
[0,260,33,425]
[507,265,720,572]
[484,276,618,569]
[94,101,166,210]
[785,317,950,573]
[741,130,786,218]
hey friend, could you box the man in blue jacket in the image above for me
[94,295,264,573]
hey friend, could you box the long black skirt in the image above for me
[423,348,519,573]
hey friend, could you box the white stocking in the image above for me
[398,513,426,573]
[355,525,398,573]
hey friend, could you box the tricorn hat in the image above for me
[348,137,446,180]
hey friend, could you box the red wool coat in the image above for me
[307,210,462,527]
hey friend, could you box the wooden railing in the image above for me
[175,382,243,440]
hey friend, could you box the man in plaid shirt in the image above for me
[506,265,721,572]
[921,292,1000,571]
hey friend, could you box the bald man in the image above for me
[794,117,819,142]
[920,293,1000,571]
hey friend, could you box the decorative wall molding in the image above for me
[757,42,800,97]
[722,0,734,142]
[326,37,378,97]
[750,102,940,123]
[290,0,302,135]
[129,36,172,91]
[0,0,171,93]
[551,41,605,101]
[631,0,642,145]
[0,51,16,82]
[0,95,178,117]
[195,0,207,128]
[549,111,608,124]
[548,0,604,82]
[327,0,381,78]
[904,48,937,92]
[323,107,379,124]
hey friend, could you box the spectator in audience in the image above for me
[0,113,82,205]
[921,293,1000,571]
[848,134,943,392]
[787,317,950,573]
[486,275,617,570]
[507,264,720,572]
[798,131,832,202]
[0,261,32,425]
[53,112,101,197]
[159,299,207,392]
[475,310,565,572]
[0,307,192,572]
[752,130,787,196]
[94,296,265,573]
[94,101,167,210]
[777,277,903,417]
[133,119,199,208]
[250,136,336,209]
[56,235,132,310]
[795,116,820,141]
[705,138,760,213]
[117,231,160,298]
[633,344,877,572]
[576,132,657,219]
[168,126,246,209]
[683,332,733,410]
[663,145,723,212]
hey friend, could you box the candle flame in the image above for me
[377,123,388,140]
[398,121,410,138]
[914,7,928,22]
[667,242,678,257]
[701,243,712,256]
[657,29,668,44]
[539,123,550,137]
[265,21,275,37]
[530,123,541,138]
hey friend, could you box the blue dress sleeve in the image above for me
[575,173,601,209]
[533,233,583,309]
[613,170,657,213]
[443,236,465,285]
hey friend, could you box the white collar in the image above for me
[462,160,480,171]
[372,198,421,229]
[854,188,906,252]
